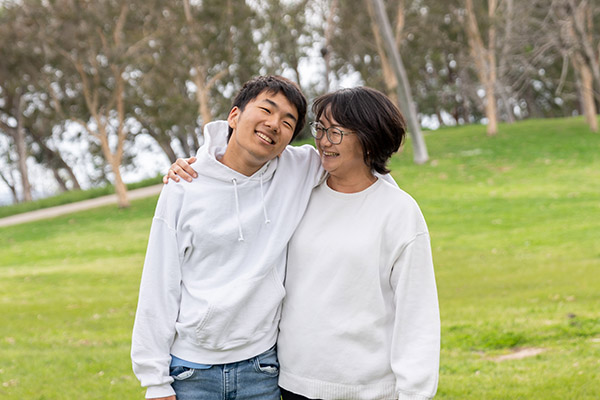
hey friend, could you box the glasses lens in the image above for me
[329,128,343,144]
[311,123,324,139]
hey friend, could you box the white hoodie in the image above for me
[131,120,323,399]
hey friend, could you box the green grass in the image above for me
[1,116,599,399]
[0,175,163,219]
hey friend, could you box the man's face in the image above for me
[227,90,298,171]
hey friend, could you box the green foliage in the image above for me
[0,175,163,219]
[1,117,599,398]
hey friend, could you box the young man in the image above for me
[131,76,324,399]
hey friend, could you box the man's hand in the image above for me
[163,157,198,184]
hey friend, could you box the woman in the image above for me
[166,87,440,400]
[277,87,439,400]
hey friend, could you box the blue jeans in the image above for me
[170,346,280,400]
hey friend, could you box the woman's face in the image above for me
[315,111,371,180]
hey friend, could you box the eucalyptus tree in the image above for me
[34,0,164,208]
[133,0,261,161]
[0,3,40,202]
[542,0,600,132]
[316,0,429,162]
[369,0,428,163]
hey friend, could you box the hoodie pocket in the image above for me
[195,269,285,351]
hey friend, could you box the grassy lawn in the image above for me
[1,116,599,399]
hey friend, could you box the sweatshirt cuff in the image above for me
[397,390,433,400]
[146,383,176,399]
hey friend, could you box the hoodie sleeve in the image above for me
[131,188,184,399]
[389,231,440,400]
[285,145,325,187]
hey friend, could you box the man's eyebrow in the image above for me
[263,98,297,122]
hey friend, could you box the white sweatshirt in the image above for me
[278,178,440,400]
[131,121,323,399]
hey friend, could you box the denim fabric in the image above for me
[170,354,212,369]
[170,346,280,400]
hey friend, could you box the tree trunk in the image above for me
[195,73,213,126]
[0,170,19,204]
[486,0,498,136]
[29,130,82,190]
[498,85,516,123]
[366,0,399,105]
[322,0,339,92]
[574,55,598,132]
[158,138,178,163]
[193,66,227,127]
[51,168,69,192]
[369,0,429,164]
[111,157,130,208]
[465,0,498,136]
[96,129,130,208]
[141,122,179,163]
[16,95,33,202]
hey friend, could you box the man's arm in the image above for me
[132,188,184,399]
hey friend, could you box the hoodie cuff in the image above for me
[145,383,176,399]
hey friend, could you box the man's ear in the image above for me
[227,106,240,130]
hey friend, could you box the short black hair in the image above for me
[312,86,406,174]
[228,75,307,141]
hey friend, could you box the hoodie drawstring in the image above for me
[260,173,271,224]
[232,178,244,241]
[232,173,271,242]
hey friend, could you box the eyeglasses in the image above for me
[309,122,355,145]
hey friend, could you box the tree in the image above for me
[0,4,39,202]
[369,0,429,163]
[37,0,162,207]
[549,0,599,132]
[464,0,499,136]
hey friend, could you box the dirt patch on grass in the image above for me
[490,347,546,362]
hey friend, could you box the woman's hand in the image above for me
[163,157,198,184]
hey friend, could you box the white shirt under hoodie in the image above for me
[131,120,323,399]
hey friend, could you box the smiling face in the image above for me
[315,109,372,183]
[223,90,299,176]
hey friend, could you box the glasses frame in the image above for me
[309,122,355,145]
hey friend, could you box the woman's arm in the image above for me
[389,232,440,399]
[163,157,197,184]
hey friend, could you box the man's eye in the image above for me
[260,107,271,113]
[284,121,293,129]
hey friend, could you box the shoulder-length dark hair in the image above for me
[312,87,406,174]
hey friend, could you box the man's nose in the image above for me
[264,115,280,133]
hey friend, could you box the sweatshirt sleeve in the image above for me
[389,232,440,400]
[131,205,183,398]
